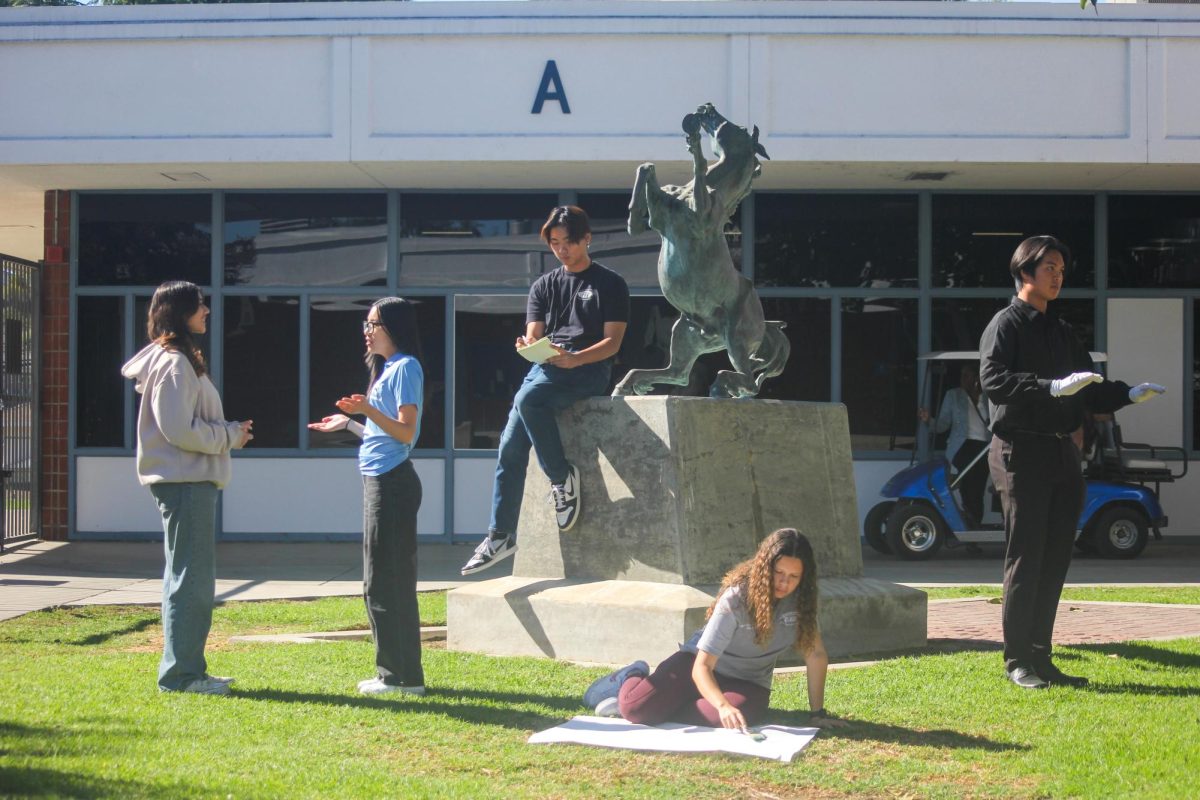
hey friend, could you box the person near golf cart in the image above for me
[980,235,1165,691]
[918,362,991,529]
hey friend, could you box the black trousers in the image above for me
[988,434,1085,672]
[362,459,424,687]
[952,438,990,525]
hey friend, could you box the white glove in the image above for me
[1129,383,1166,404]
[1050,372,1103,398]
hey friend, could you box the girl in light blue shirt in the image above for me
[309,297,426,696]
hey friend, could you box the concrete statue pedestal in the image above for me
[447,396,925,665]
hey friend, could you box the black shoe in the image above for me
[1035,661,1089,688]
[460,534,517,576]
[1007,664,1049,689]
[550,465,581,533]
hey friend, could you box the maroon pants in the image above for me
[617,650,771,727]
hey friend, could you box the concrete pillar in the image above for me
[448,396,925,665]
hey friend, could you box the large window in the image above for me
[755,194,918,288]
[75,297,125,447]
[224,193,387,287]
[453,296,528,449]
[842,298,918,452]
[308,296,446,450]
[223,296,300,448]
[68,191,1192,467]
[932,195,1095,288]
[398,194,557,288]
[1109,195,1200,289]
[77,194,211,287]
[757,298,832,403]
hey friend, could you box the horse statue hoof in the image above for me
[682,113,701,136]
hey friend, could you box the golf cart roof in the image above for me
[919,351,1107,362]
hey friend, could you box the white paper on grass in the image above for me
[516,337,559,364]
[528,716,819,762]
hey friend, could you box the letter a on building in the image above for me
[532,60,571,114]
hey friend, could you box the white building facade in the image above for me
[2,0,1199,541]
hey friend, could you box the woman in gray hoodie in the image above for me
[122,281,253,695]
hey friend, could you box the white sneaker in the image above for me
[551,464,581,532]
[594,696,621,718]
[357,676,378,691]
[461,534,517,576]
[358,678,426,696]
[207,675,235,685]
[181,676,232,696]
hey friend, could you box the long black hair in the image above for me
[366,297,423,390]
[147,281,207,377]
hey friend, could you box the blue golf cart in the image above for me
[864,352,1186,560]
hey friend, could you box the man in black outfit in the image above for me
[460,205,630,576]
[980,235,1165,690]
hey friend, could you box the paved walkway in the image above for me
[928,598,1200,647]
[3,538,1200,647]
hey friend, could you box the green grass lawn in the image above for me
[1,592,1197,799]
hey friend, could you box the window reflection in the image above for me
[76,297,125,447]
[757,298,831,403]
[308,296,446,450]
[932,297,1009,354]
[755,194,917,288]
[223,296,299,448]
[842,298,918,451]
[576,193,664,287]
[454,296,529,449]
[399,194,557,288]
[1109,195,1200,289]
[932,195,1094,288]
[78,194,211,287]
[223,194,387,287]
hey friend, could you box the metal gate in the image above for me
[1,254,39,552]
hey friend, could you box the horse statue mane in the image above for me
[613,103,789,399]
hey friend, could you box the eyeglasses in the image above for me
[362,320,384,333]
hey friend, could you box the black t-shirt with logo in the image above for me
[526,261,631,356]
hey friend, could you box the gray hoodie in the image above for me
[121,343,245,488]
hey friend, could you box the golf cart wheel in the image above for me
[1092,506,1149,560]
[863,502,895,555]
[885,503,946,561]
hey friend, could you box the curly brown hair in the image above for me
[147,281,207,378]
[706,528,819,653]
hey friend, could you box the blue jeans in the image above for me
[150,481,219,692]
[489,361,610,538]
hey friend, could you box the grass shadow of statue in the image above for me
[615,103,789,400]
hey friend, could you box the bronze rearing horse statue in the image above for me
[613,104,789,399]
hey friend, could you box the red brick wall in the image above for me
[41,190,70,540]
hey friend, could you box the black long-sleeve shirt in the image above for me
[979,297,1131,439]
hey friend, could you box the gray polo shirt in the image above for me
[682,585,800,690]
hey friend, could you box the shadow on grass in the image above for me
[0,766,157,799]
[1075,640,1200,670]
[234,686,578,730]
[0,607,159,647]
[0,720,159,798]
[762,712,1028,753]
